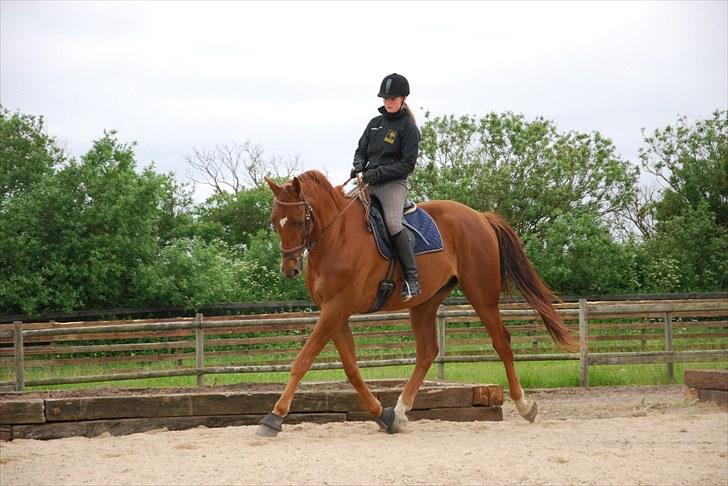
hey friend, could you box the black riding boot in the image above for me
[391,229,421,301]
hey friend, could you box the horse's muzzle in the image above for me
[281,258,302,278]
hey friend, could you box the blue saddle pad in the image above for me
[370,205,444,261]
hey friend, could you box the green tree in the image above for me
[0,126,192,314]
[237,229,309,301]
[133,237,245,309]
[635,111,728,292]
[410,111,638,236]
[195,187,273,251]
[0,108,63,198]
[524,212,639,295]
[640,110,728,227]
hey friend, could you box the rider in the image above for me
[351,73,421,301]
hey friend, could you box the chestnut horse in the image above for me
[258,170,576,436]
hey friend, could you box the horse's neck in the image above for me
[308,189,368,259]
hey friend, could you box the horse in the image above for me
[258,170,577,436]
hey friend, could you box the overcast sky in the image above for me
[2,1,726,201]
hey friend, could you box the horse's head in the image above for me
[265,176,311,278]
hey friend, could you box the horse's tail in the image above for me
[483,213,578,352]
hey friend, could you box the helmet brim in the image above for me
[377,91,407,98]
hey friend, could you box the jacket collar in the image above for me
[378,106,406,120]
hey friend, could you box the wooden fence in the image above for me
[1,297,726,391]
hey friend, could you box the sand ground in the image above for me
[1,385,726,485]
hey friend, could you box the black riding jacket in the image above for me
[353,107,420,185]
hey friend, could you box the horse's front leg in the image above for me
[256,307,347,437]
[331,324,396,429]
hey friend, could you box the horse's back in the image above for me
[418,199,501,270]
[419,200,495,236]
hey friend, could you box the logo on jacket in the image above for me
[384,129,398,144]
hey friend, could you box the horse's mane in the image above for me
[297,170,346,208]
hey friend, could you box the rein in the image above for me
[274,181,362,263]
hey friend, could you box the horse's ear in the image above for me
[292,176,301,195]
[265,177,282,196]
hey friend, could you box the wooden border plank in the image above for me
[0,399,45,424]
[289,390,368,413]
[12,412,348,440]
[472,385,504,406]
[376,386,474,410]
[44,392,281,421]
[684,369,728,391]
[697,389,728,407]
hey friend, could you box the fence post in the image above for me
[13,321,25,391]
[195,313,205,387]
[436,307,446,380]
[579,299,589,387]
[664,311,674,380]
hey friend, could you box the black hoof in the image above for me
[256,412,283,437]
[376,407,396,434]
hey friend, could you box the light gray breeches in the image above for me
[367,179,408,235]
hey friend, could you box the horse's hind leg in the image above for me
[391,292,449,432]
[466,297,538,422]
[331,324,383,417]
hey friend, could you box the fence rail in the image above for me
[1,297,726,390]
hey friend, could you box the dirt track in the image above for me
[1,385,726,485]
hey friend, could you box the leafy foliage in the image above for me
[640,110,727,227]
[1,107,724,316]
[636,110,728,292]
[0,122,192,314]
[194,187,273,250]
[410,112,638,236]
[524,212,639,295]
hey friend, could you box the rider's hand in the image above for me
[351,161,365,180]
[362,168,380,185]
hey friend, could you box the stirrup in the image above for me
[401,280,421,301]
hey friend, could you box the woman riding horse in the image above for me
[352,73,421,301]
[256,74,577,438]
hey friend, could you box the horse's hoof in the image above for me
[255,424,280,437]
[256,412,283,437]
[376,407,397,434]
[522,400,538,423]
[391,411,409,433]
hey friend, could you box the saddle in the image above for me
[368,197,444,262]
[365,195,444,313]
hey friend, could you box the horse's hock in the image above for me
[0,380,503,441]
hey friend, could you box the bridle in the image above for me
[273,180,361,266]
[274,197,315,265]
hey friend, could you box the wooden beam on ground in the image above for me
[0,399,45,424]
[684,369,728,391]
[0,381,504,440]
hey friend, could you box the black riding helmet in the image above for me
[377,73,410,98]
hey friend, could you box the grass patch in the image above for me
[13,360,726,392]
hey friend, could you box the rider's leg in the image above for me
[368,180,421,300]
